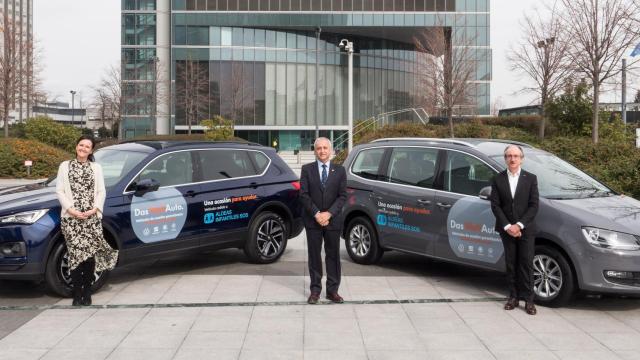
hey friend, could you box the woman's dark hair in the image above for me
[76,135,96,162]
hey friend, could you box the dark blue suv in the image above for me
[0,141,303,297]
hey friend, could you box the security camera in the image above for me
[339,39,348,48]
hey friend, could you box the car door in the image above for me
[194,148,265,246]
[122,150,202,257]
[377,147,440,255]
[433,150,503,270]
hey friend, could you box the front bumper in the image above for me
[0,262,43,281]
[575,243,640,296]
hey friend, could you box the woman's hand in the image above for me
[68,208,88,219]
[82,208,98,218]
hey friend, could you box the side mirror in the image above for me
[478,186,492,200]
[133,178,160,197]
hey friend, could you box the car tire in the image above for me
[345,216,382,265]
[533,245,575,307]
[44,241,109,298]
[244,211,288,264]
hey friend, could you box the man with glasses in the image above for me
[490,145,540,315]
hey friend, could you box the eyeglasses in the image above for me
[504,155,522,159]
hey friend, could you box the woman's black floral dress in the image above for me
[60,160,118,272]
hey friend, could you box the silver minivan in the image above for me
[341,138,640,306]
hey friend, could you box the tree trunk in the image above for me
[539,88,547,140]
[447,107,454,138]
[592,80,599,144]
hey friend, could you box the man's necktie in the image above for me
[321,164,327,187]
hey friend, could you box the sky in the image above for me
[35,0,636,111]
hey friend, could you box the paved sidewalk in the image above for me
[1,234,639,360]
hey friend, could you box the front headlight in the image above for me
[582,227,640,251]
[0,209,49,225]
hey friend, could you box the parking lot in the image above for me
[1,231,639,360]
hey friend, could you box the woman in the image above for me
[55,135,118,306]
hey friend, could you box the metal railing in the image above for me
[333,107,429,151]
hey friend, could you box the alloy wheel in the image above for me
[533,254,563,299]
[256,219,284,257]
[349,224,371,257]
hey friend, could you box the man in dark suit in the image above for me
[300,137,347,304]
[490,144,540,315]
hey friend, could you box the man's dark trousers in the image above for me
[502,230,535,302]
[306,227,341,294]
[299,161,347,295]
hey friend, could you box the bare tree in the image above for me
[1,14,18,137]
[507,6,574,139]
[176,58,209,135]
[94,65,122,138]
[559,0,640,143]
[414,26,477,137]
[634,89,640,104]
[490,96,505,116]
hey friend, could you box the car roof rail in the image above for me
[460,138,534,148]
[119,140,263,148]
[370,137,475,148]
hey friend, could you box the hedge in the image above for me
[0,138,72,179]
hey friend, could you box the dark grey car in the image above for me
[341,138,640,306]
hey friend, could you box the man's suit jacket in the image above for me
[489,169,539,235]
[299,161,347,231]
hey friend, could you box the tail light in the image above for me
[291,181,301,190]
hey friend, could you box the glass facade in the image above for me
[121,0,492,146]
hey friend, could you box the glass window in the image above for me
[269,0,279,10]
[136,152,194,188]
[260,0,269,10]
[94,149,148,188]
[248,151,270,173]
[352,148,386,181]
[197,150,257,180]
[444,151,494,196]
[387,147,439,188]
[255,29,266,47]
[332,0,342,11]
[221,27,232,46]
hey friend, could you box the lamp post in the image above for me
[70,90,76,126]
[339,39,354,152]
[314,27,321,141]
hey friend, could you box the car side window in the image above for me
[386,147,438,188]
[247,151,270,174]
[198,149,257,181]
[351,148,386,180]
[136,151,193,187]
[444,151,495,196]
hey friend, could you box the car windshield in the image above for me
[490,152,613,199]
[47,149,148,188]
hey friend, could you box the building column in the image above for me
[155,0,171,135]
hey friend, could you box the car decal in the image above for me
[447,197,503,264]
[376,200,430,233]
[130,188,188,243]
[202,194,257,224]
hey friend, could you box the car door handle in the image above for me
[417,199,431,205]
[437,202,452,209]
[185,190,196,198]
[250,182,259,189]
